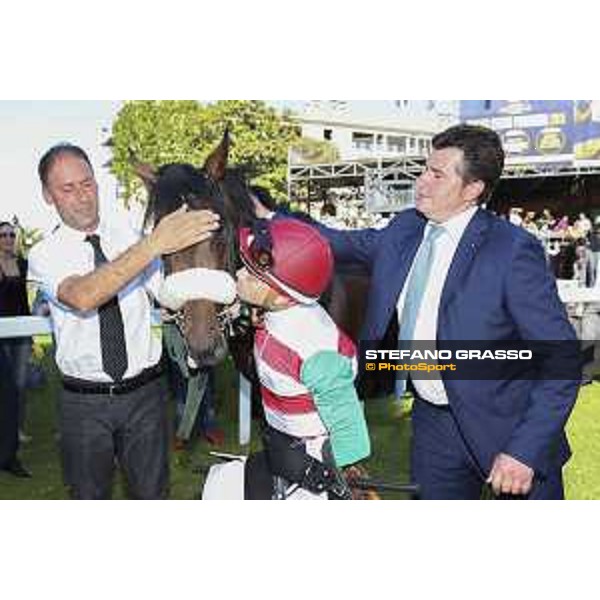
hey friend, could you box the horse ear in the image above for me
[128,148,157,191]
[203,129,230,182]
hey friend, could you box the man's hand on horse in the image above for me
[487,453,534,497]
[149,205,220,256]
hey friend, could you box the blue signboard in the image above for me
[574,100,600,162]
[460,100,574,165]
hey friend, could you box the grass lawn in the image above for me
[564,382,600,499]
[1,345,598,500]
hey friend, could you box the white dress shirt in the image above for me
[396,206,478,405]
[28,216,162,382]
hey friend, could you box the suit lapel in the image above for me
[440,209,491,313]
[388,219,426,303]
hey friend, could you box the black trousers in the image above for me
[0,342,19,469]
[58,376,169,499]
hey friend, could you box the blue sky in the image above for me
[2,100,304,231]
[0,101,122,232]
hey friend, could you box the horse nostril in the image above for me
[184,330,229,369]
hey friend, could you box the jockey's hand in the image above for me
[149,206,220,256]
[343,464,380,500]
[236,268,272,308]
[487,453,534,497]
[236,267,291,312]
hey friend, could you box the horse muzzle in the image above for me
[158,268,237,311]
[159,268,238,368]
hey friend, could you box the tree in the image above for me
[109,100,299,205]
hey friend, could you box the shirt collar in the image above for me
[427,206,478,245]
[56,215,107,243]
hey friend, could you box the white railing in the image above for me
[0,316,53,337]
[0,315,252,446]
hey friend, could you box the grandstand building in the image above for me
[295,100,455,161]
[288,101,457,213]
[287,100,600,219]
[461,101,600,218]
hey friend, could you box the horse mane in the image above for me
[143,163,259,233]
[221,167,261,230]
[143,163,219,227]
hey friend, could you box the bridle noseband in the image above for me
[162,182,256,355]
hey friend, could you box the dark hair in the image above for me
[432,124,505,203]
[0,221,13,230]
[38,143,94,186]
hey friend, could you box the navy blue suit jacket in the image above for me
[315,208,580,478]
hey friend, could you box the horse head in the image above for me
[134,132,256,368]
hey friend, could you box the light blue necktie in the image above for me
[396,224,445,397]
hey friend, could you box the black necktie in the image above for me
[85,234,129,381]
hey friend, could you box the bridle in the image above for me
[161,183,254,359]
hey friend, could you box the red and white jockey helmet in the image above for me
[239,218,334,304]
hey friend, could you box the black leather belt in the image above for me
[61,363,164,396]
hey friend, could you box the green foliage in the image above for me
[109,100,299,206]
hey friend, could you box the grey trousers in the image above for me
[58,377,169,500]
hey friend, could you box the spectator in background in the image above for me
[508,207,523,227]
[574,212,592,239]
[321,197,337,217]
[0,222,32,478]
[319,196,341,228]
[553,215,570,233]
[573,240,588,287]
[537,209,555,231]
[522,211,539,236]
[587,218,600,287]
[1,341,31,477]
[0,221,33,445]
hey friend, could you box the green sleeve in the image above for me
[301,350,371,467]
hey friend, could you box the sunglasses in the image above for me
[0,232,16,239]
